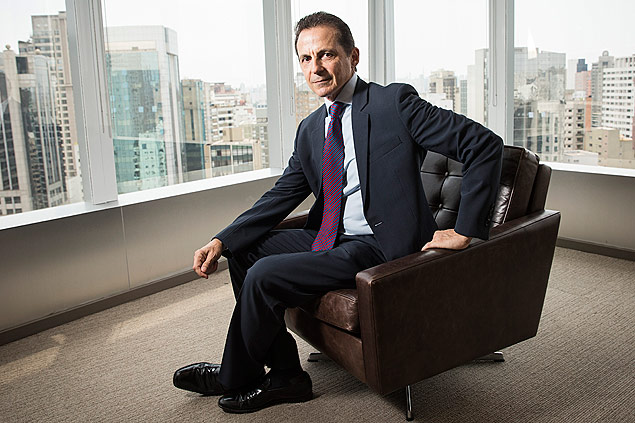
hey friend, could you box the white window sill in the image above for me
[0,168,284,231]
[545,161,635,178]
[2,161,632,232]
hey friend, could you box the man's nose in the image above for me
[311,58,324,74]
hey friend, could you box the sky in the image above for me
[1,0,634,87]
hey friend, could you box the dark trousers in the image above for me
[217,229,386,389]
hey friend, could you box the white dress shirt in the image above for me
[323,73,373,236]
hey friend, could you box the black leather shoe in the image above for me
[218,371,313,413]
[173,362,227,395]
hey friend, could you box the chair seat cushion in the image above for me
[301,289,360,334]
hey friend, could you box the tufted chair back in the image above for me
[421,145,543,230]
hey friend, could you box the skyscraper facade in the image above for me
[28,13,80,189]
[513,47,566,162]
[0,48,65,215]
[601,54,635,139]
[182,78,206,182]
[563,99,588,151]
[584,127,635,168]
[428,69,458,112]
[591,51,614,127]
[105,26,185,194]
[203,82,244,143]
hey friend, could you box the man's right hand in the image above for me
[193,238,224,279]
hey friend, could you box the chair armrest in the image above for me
[274,210,309,230]
[355,209,561,394]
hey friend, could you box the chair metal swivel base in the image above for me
[474,351,505,362]
[309,351,505,421]
[307,352,330,362]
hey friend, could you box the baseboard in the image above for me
[557,237,635,261]
[0,260,229,346]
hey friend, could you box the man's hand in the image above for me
[421,229,472,251]
[193,238,224,279]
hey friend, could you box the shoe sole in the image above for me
[218,391,314,414]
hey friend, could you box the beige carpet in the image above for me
[0,247,633,422]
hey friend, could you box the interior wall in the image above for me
[0,176,298,332]
[545,169,635,251]
[1,168,632,334]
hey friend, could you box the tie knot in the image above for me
[329,101,345,119]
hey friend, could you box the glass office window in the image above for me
[515,0,635,169]
[102,0,269,194]
[394,0,488,126]
[291,0,369,126]
[0,0,84,218]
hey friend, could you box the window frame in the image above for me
[1,0,632,232]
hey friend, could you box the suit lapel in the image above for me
[352,78,370,206]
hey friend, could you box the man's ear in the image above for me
[350,47,360,71]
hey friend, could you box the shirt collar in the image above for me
[324,73,358,110]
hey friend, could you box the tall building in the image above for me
[20,13,81,200]
[574,70,592,98]
[0,48,66,215]
[203,82,244,142]
[513,47,566,161]
[181,78,206,182]
[567,58,588,90]
[563,99,589,151]
[242,106,269,168]
[591,51,614,127]
[428,69,458,112]
[601,54,635,139]
[206,126,262,178]
[468,46,566,158]
[584,127,635,168]
[458,79,468,116]
[513,100,562,162]
[515,47,566,102]
[105,26,185,194]
[201,82,264,177]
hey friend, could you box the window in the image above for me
[515,0,635,169]
[394,1,488,125]
[102,0,269,194]
[0,0,83,218]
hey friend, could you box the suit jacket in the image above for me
[216,78,503,262]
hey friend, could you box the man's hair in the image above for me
[294,12,356,55]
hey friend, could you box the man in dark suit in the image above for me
[173,12,503,414]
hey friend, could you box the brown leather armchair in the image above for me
[281,146,561,420]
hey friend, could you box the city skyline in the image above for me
[3,1,635,87]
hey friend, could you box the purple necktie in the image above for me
[312,102,346,251]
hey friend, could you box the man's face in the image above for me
[296,25,359,101]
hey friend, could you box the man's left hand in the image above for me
[421,229,472,251]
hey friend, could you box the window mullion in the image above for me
[369,0,395,85]
[488,0,514,144]
[263,0,295,169]
[66,0,118,204]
